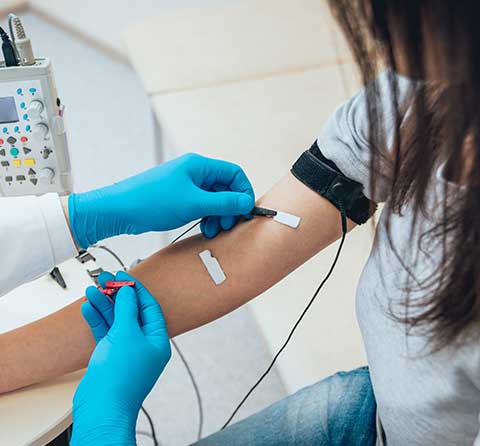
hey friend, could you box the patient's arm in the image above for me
[0,173,355,393]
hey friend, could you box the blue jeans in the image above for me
[193,366,376,446]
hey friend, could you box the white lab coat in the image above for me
[0,193,77,297]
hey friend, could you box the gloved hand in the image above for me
[68,153,255,248]
[71,271,171,446]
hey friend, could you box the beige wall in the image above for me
[25,0,238,59]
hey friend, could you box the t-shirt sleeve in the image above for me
[317,70,413,203]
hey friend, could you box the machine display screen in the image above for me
[0,96,19,124]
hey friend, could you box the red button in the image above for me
[20,136,28,143]
[0,139,4,145]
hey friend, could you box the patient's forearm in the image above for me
[0,173,352,393]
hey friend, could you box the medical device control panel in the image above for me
[0,58,72,196]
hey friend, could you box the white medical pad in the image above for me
[273,211,301,229]
[199,249,226,285]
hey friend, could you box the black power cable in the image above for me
[221,210,348,429]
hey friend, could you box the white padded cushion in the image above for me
[151,64,359,195]
[124,0,351,94]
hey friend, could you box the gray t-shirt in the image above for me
[318,71,480,446]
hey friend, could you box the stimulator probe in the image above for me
[0,14,72,197]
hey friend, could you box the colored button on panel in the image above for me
[7,136,16,144]
[16,88,22,95]
[10,148,19,156]
[20,136,28,143]
[5,176,12,182]
[13,159,21,167]
[1,161,9,167]
[0,149,5,156]
[24,158,35,166]
[29,88,36,94]
[16,175,25,181]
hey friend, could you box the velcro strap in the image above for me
[291,142,376,224]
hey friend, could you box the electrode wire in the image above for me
[221,210,348,430]
[169,220,205,440]
[171,220,201,244]
[140,406,160,446]
[92,244,127,271]
[172,339,204,440]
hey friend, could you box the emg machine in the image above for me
[0,14,71,197]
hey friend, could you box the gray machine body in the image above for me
[0,58,72,197]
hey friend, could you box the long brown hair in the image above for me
[327,0,480,350]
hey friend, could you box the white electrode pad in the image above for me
[199,249,226,285]
[273,211,301,229]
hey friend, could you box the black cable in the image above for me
[136,430,159,441]
[0,25,18,66]
[140,406,160,446]
[168,220,205,440]
[171,221,201,244]
[93,245,127,271]
[172,339,204,440]
[221,210,348,429]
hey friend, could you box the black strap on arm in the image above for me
[291,141,376,225]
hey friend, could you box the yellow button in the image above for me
[13,159,21,167]
[24,158,35,166]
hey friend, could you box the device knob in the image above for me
[42,148,52,159]
[39,167,55,185]
[33,123,49,140]
[27,100,44,119]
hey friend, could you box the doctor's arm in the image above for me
[0,153,254,297]
[0,173,356,393]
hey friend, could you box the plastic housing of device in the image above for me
[0,58,72,197]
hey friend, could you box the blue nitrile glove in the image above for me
[68,153,255,248]
[71,271,171,446]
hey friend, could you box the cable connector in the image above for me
[8,14,34,66]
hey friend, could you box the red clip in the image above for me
[105,281,136,289]
[97,286,117,296]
